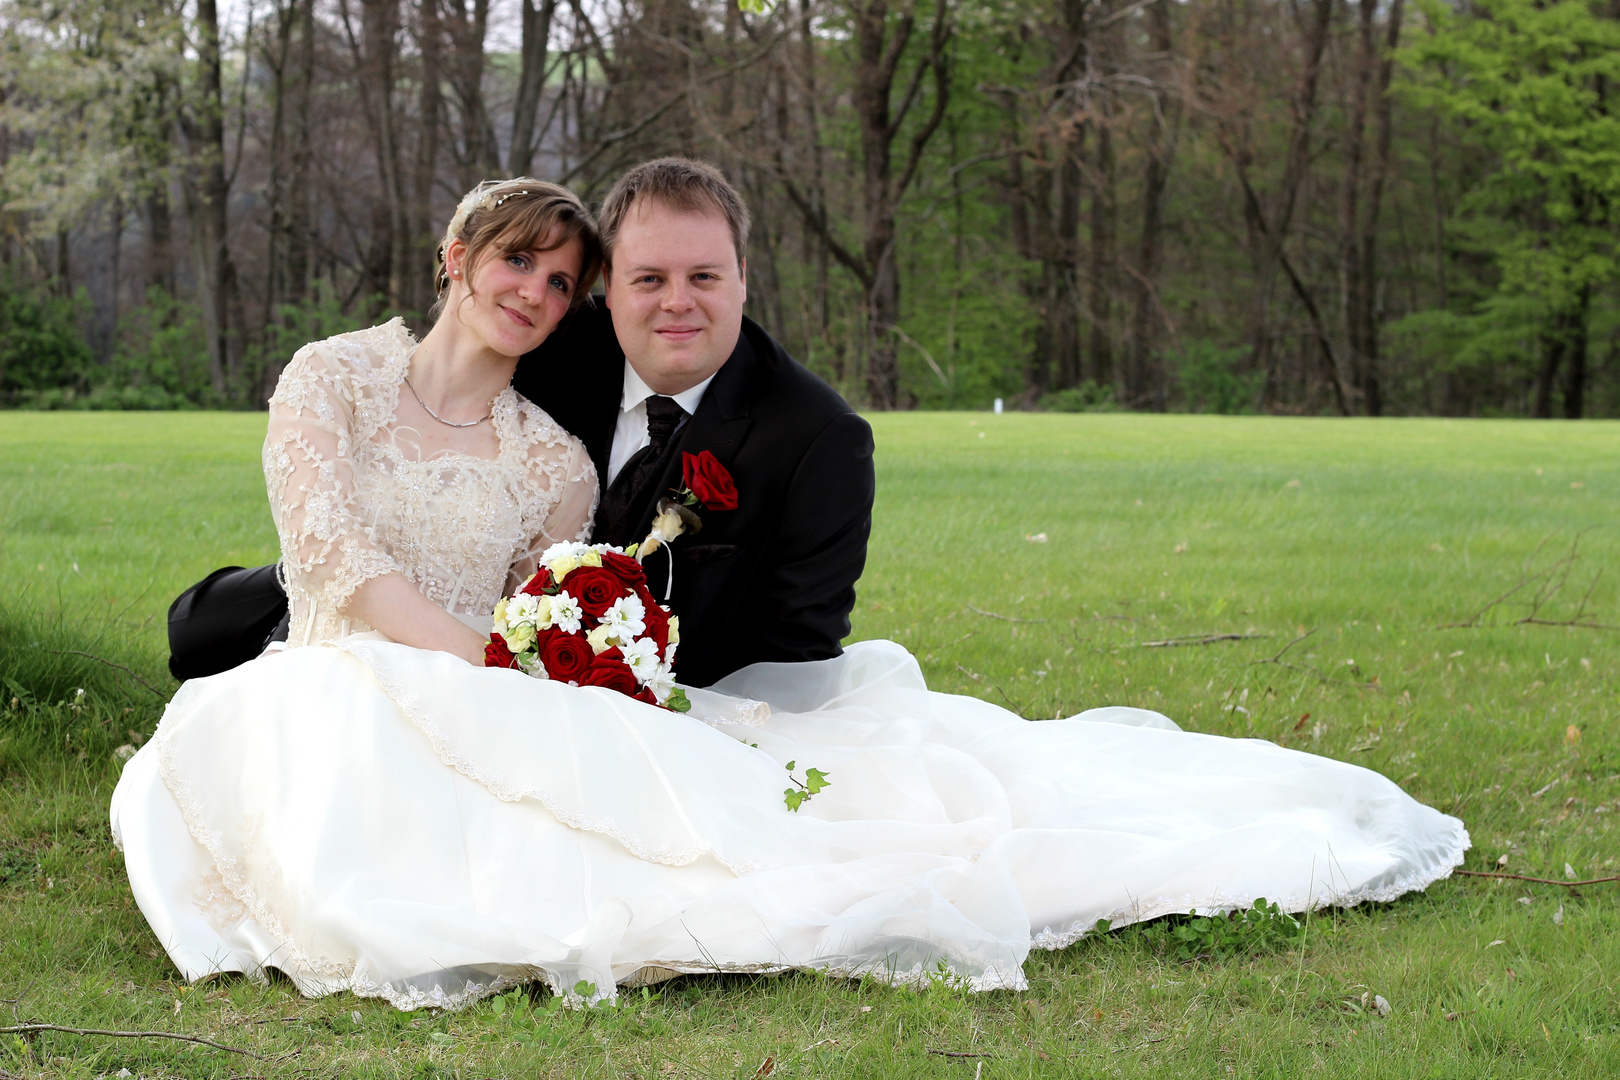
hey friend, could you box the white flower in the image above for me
[601,594,646,639]
[646,662,677,704]
[492,597,509,636]
[505,593,543,627]
[539,540,591,565]
[667,615,680,645]
[663,640,679,666]
[620,637,661,683]
[550,592,583,634]
[520,653,549,679]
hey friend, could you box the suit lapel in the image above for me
[625,332,757,542]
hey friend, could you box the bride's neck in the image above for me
[408,317,519,420]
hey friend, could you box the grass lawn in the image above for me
[1,410,1617,1078]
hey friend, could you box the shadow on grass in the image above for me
[0,603,173,776]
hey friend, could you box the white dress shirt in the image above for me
[605,361,716,486]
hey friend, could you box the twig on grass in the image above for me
[1138,633,1271,648]
[926,1047,996,1058]
[967,603,1047,624]
[1453,870,1620,888]
[1,980,35,1022]
[46,650,167,698]
[0,1023,261,1058]
[1441,532,1619,632]
[1249,629,1331,683]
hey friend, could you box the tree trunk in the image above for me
[840,0,951,408]
[410,0,446,319]
[285,0,317,306]
[443,0,501,189]
[1126,0,1179,411]
[1340,0,1403,417]
[508,0,557,176]
[1227,0,1333,407]
[1086,109,1115,390]
[183,0,243,396]
[344,0,407,309]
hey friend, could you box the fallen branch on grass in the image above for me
[0,1023,261,1058]
[967,603,1047,624]
[46,650,167,698]
[1453,870,1620,888]
[1138,633,1270,648]
[1441,532,1619,632]
[926,1048,996,1058]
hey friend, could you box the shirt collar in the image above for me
[619,360,715,417]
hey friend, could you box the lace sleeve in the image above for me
[263,342,402,619]
[506,434,598,592]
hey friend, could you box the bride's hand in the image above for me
[343,573,490,665]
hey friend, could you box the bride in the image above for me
[112,179,1469,1010]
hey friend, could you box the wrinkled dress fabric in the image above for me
[111,640,1469,1009]
[111,320,1468,1009]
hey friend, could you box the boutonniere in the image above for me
[632,451,737,598]
[675,450,739,512]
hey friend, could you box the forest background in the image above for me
[1,0,1617,418]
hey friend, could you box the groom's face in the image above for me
[604,198,746,396]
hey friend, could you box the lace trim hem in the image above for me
[1028,821,1473,951]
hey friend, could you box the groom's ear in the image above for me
[739,257,747,302]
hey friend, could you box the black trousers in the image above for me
[167,564,290,681]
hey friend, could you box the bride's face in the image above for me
[446,233,584,357]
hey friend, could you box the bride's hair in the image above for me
[432,178,603,320]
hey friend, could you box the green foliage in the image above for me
[1171,340,1262,414]
[782,759,831,812]
[1134,899,1308,961]
[1040,381,1119,413]
[0,280,94,406]
[1402,0,1620,383]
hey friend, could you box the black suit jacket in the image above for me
[514,305,875,688]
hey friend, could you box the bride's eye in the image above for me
[507,254,530,271]
[549,275,571,294]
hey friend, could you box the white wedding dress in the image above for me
[111,323,1470,1010]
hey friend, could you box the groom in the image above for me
[167,158,875,689]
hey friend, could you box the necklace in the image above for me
[404,375,493,428]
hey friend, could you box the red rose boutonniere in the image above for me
[677,450,738,511]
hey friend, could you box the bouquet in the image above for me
[484,541,689,712]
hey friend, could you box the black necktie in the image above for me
[598,395,685,545]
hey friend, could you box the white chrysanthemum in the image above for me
[505,593,543,627]
[601,594,647,639]
[620,637,661,683]
[550,592,583,634]
[646,662,677,704]
[539,540,591,565]
[663,640,679,667]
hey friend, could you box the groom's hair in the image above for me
[597,158,751,272]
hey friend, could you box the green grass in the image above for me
[1,410,1618,1078]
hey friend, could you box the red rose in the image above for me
[559,565,628,621]
[600,551,647,591]
[519,567,554,596]
[682,450,738,511]
[535,627,594,683]
[632,686,660,706]
[484,632,520,669]
[579,648,639,695]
